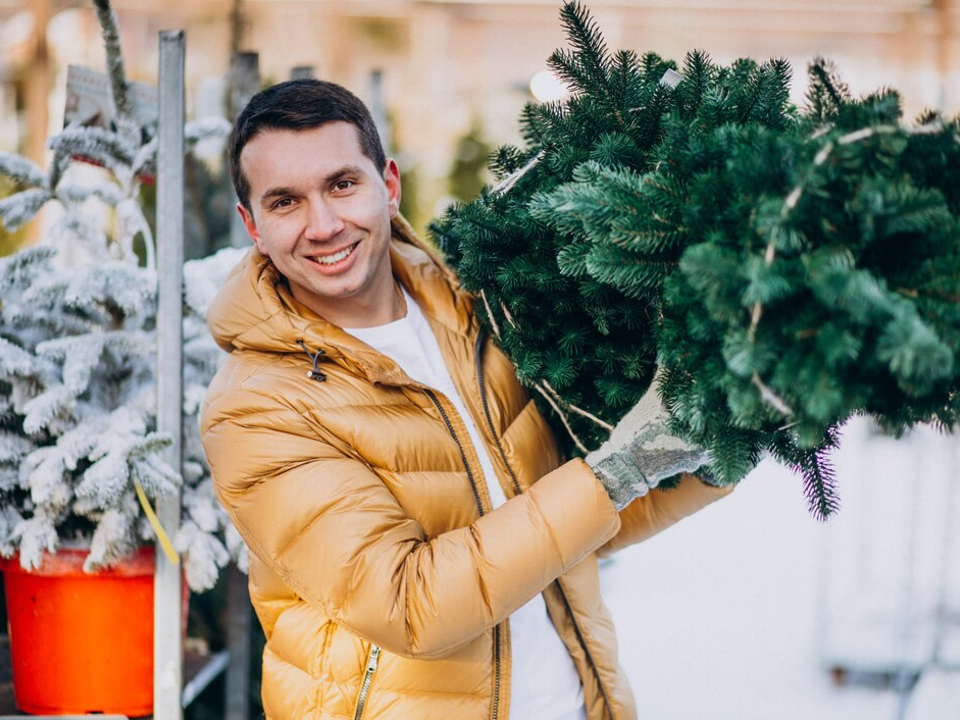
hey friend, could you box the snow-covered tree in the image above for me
[0,0,238,590]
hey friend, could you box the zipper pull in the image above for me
[366,645,381,672]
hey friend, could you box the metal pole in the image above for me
[290,65,315,80]
[369,69,391,156]
[930,428,960,668]
[156,29,185,720]
[229,51,260,120]
[895,437,925,720]
[229,52,261,248]
[225,51,257,720]
[226,564,252,720]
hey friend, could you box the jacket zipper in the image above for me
[553,579,616,720]
[474,331,616,720]
[474,331,523,497]
[353,644,381,720]
[423,386,503,720]
[424,388,486,518]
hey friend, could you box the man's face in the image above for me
[238,122,400,326]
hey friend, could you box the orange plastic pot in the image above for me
[1,546,184,717]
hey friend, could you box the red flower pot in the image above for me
[1,546,184,717]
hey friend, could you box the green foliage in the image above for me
[449,120,493,202]
[432,1,960,517]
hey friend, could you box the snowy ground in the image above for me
[600,418,960,720]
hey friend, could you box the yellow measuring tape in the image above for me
[134,480,180,565]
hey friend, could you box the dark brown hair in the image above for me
[228,79,388,211]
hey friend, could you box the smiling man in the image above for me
[237,119,402,328]
[200,79,731,720]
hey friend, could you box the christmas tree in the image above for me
[0,0,241,588]
[431,1,960,517]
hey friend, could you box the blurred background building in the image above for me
[1,0,959,239]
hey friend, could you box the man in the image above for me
[201,79,731,720]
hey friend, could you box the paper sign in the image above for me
[64,65,158,129]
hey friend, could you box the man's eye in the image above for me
[273,198,295,209]
[334,180,354,191]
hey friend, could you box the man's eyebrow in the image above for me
[258,165,368,208]
[324,164,367,184]
[259,186,298,207]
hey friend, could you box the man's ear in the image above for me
[383,159,401,219]
[237,203,267,254]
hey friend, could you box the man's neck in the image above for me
[293,277,407,329]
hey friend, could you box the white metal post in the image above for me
[156,29,185,720]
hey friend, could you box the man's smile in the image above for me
[305,241,360,269]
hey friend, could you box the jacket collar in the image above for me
[207,217,475,385]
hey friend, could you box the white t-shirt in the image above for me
[344,287,587,720]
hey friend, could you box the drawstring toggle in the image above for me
[297,340,327,382]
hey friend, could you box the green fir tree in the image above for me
[431,1,960,517]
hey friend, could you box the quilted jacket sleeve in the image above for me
[201,387,622,661]
[596,473,733,558]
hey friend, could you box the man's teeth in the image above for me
[313,244,357,265]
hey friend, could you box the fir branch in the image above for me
[11,514,58,571]
[493,151,544,195]
[0,506,24,557]
[176,519,229,591]
[796,446,840,520]
[552,2,612,94]
[131,136,158,180]
[0,337,42,377]
[84,505,137,572]
[531,381,590,454]
[185,116,232,145]
[21,385,75,436]
[0,432,33,464]
[499,300,518,329]
[751,372,794,416]
[479,289,503,339]
[678,50,714,117]
[58,183,125,207]
[0,152,46,189]
[541,379,614,431]
[746,120,949,373]
[550,3,628,130]
[48,125,136,173]
[92,0,132,121]
[805,57,851,122]
[0,246,56,291]
[0,189,51,232]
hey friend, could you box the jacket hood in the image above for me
[207,216,475,380]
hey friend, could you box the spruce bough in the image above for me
[431,1,960,518]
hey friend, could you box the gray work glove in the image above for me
[586,373,711,511]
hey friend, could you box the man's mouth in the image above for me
[308,242,359,266]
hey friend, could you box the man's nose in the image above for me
[304,200,346,241]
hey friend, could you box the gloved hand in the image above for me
[586,372,712,511]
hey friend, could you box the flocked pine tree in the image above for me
[0,0,241,588]
[432,1,960,517]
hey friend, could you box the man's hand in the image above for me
[586,373,710,511]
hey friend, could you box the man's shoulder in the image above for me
[201,350,296,426]
[201,346,386,426]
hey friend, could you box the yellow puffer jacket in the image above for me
[200,219,731,720]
